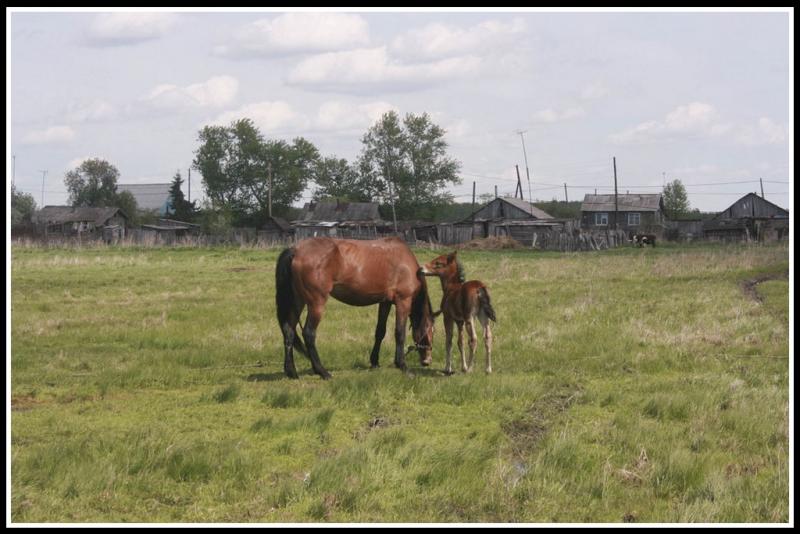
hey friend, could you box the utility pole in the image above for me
[384,147,398,234]
[564,183,568,203]
[12,154,16,187]
[188,168,191,203]
[517,130,534,214]
[514,165,523,200]
[471,181,476,216]
[268,161,273,217]
[495,185,498,199]
[612,157,618,230]
[760,177,764,198]
[39,169,48,206]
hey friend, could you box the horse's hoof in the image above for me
[320,372,332,380]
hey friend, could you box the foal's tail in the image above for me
[276,247,307,356]
[478,286,497,323]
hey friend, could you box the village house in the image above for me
[580,193,667,236]
[703,193,789,242]
[34,206,128,242]
[292,200,388,241]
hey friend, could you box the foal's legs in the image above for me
[443,315,455,375]
[456,320,467,373]
[465,316,478,373]
[369,302,392,368]
[302,301,333,380]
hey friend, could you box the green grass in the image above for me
[10,242,790,523]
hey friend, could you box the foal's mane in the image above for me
[455,257,466,283]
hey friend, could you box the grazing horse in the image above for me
[421,251,496,374]
[275,237,435,379]
[632,233,657,247]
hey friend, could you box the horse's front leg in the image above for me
[369,302,392,368]
[302,302,333,380]
[394,298,411,371]
[444,315,455,375]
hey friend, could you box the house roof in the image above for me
[295,201,382,222]
[263,216,293,232]
[712,192,789,220]
[117,183,173,212]
[35,206,127,226]
[497,197,555,219]
[581,194,663,212]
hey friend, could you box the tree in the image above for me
[358,111,461,220]
[311,156,368,202]
[663,179,690,219]
[115,190,141,226]
[64,158,121,207]
[167,171,197,221]
[193,118,319,226]
[11,184,37,227]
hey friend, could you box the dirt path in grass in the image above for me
[740,270,789,303]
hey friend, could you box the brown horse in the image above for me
[275,236,435,379]
[421,251,496,374]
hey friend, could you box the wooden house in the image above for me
[580,194,666,236]
[35,206,128,241]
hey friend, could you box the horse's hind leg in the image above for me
[369,302,392,368]
[456,321,467,373]
[282,304,304,379]
[302,302,333,380]
[479,315,493,374]
[443,315,455,375]
[465,317,478,373]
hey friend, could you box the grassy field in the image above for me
[9,241,790,523]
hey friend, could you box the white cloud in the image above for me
[214,13,369,58]
[389,18,526,61]
[315,100,397,131]
[86,13,178,46]
[141,76,239,112]
[209,101,304,133]
[610,102,787,147]
[532,106,585,123]
[287,46,482,92]
[66,100,117,123]
[22,126,76,145]
[580,82,608,100]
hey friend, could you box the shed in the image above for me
[292,200,387,240]
[580,194,666,235]
[704,193,789,242]
[35,206,128,239]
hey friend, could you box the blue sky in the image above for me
[8,8,792,213]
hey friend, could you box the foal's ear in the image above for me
[447,251,457,262]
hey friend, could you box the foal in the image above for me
[421,251,496,374]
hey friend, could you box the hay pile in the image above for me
[456,236,525,250]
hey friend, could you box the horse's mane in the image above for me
[455,257,466,283]
[410,273,434,333]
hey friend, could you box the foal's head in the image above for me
[420,251,465,283]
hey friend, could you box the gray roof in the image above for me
[581,194,663,212]
[497,197,555,219]
[117,183,173,212]
[35,206,126,225]
[295,201,382,222]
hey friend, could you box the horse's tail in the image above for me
[478,286,496,323]
[276,247,306,356]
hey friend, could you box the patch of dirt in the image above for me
[11,395,44,411]
[456,236,525,250]
[740,271,788,302]
[501,386,582,457]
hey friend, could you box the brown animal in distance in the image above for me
[275,237,435,379]
[421,251,496,374]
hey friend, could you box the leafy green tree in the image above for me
[193,118,319,225]
[64,158,121,207]
[358,111,461,220]
[312,156,368,202]
[663,179,690,219]
[11,184,37,226]
[115,190,141,226]
[167,171,197,221]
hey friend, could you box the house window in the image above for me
[594,212,608,226]
[627,213,641,226]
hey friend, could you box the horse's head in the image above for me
[420,251,464,283]
[410,271,435,366]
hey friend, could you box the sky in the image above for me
[7,8,793,214]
